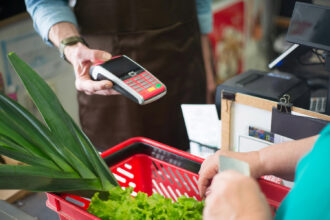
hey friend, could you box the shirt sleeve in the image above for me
[195,0,213,34]
[25,0,78,46]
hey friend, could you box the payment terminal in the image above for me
[90,55,167,105]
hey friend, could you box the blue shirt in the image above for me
[275,124,330,220]
[25,0,213,46]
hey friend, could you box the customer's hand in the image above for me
[203,171,272,220]
[64,42,119,95]
[198,150,262,197]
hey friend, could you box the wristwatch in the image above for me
[59,36,88,62]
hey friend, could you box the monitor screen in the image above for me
[286,2,330,51]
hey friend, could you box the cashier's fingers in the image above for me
[198,153,220,197]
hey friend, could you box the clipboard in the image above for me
[221,91,330,151]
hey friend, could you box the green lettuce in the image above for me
[88,186,204,220]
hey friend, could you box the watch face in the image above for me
[101,56,144,79]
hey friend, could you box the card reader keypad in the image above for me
[124,71,165,100]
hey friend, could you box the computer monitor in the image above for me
[268,2,330,70]
[286,2,330,52]
[278,2,330,115]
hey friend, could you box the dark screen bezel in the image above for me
[286,2,330,52]
[101,56,143,78]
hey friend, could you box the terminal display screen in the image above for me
[102,56,143,78]
[286,2,330,51]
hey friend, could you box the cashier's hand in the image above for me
[198,150,262,197]
[203,171,272,220]
[64,43,119,95]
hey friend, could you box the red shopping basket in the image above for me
[46,137,290,220]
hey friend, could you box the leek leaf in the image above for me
[0,95,75,172]
[0,136,59,169]
[0,165,102,192]
[7,53,98,179]
[70,118,119,187]
[8,53,91,167]
[8,52,118,189]
[0,52,118,194]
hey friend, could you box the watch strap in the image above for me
[59,36,88,62]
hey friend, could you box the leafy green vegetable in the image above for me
[88,186,204,220]
[0,53,119,196]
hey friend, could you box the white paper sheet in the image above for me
[181,104,221,151]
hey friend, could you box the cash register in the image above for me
[216,2,330,118]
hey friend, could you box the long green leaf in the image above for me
[0,93,96,179]
[2,53,118,194]
[71,117,119,188]
[0,111,47,158]
[0,94,74,172]
[0,136,59,169]
[8,53,117,188]
[0,114,76,173]
[0,165,102,192]
[8,53,91,166]
[0,101,96,179]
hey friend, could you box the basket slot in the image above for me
[65,197,86,208]
[175,169,191,192]
[159,182,171,198]
[152,179,164,196]
[128,182,136,188]
[113,173,126,183]
[152,160,176,186]
[167,185,178,201]
[160,164,174,185]
[167,167,182,188]
[151,169,158,179]
[116,167,134,179]
[175,189,182,197]
[124,163,132,170]
[184,173,199,195]
[193,176,199,186]
[151,161,166,181]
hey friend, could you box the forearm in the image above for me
[258,135,318,181]
[25,0,77,45]
[48,22,80,48]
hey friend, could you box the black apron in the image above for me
[74,0,206,151]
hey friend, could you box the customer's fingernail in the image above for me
[102,53,111,60]
[105,83,112,89]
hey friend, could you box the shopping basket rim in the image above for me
[101,137,205,163]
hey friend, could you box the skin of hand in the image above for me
[198,150,261,197]
[198,136,317,198]
[203,171,272,220]
[64,43,120,95]
[49,22,119,95]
